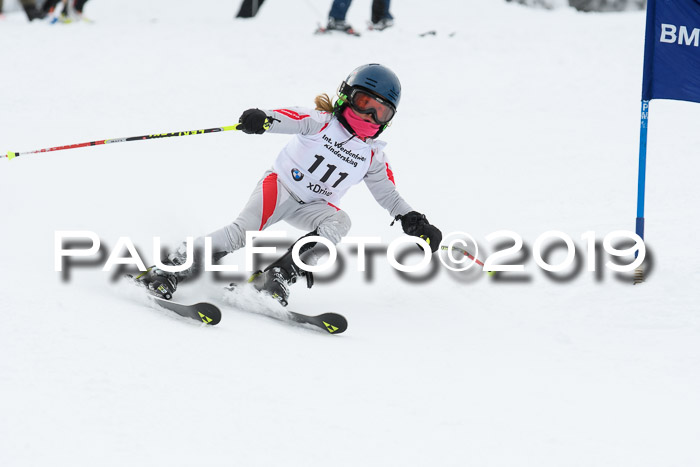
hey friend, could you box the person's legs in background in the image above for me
[371,0,393,30]
[327,0,354,31]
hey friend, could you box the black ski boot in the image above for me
[134,267,180,300]
[251,231,319,306]
[132,244,195,300]
[258,261,313,307]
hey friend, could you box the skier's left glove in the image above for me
[394,211,443,253]
[238,108,274,134]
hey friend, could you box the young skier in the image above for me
[136,63,442,306]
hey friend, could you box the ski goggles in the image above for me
[347,89,396,124]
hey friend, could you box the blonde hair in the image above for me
[314,93,336,113]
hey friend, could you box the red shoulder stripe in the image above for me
[274,109,310,120]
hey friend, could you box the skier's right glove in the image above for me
[238,108,272,134]
[395,211,443,253]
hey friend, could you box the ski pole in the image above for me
[441,245,496,275]
[441,245,485,267]
[4,123,244,160]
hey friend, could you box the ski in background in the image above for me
[314,22,361,37]
[366,20,393,31]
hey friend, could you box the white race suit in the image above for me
[203,107,413,257]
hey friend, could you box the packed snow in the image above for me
[1,0,699,466]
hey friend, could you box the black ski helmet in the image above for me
[335,64,401,137]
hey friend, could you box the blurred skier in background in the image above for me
[41,0,89,22]
[326,0,394,34]
[0,0,46,20]
[235,0,265,18]
[136,64,442,307]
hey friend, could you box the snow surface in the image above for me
[1,0,700,466]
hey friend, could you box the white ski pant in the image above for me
[205,170,352,255]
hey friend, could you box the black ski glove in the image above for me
[238,108,271,134]
[395,211,443,253]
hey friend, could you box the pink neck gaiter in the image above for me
[342,107,381,139]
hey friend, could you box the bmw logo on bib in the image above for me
[291,168,304,181]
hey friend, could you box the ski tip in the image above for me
[151,296,222,326]
[287,311,348,334]
[317,313,348,334]
[193,302,222,325]
[6,151,17,160]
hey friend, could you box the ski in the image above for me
[126,273,343,331]
[156,294,344,333]
[287,310,348,334]
[366,20,394,32]
[125,273,222,325]
[417,30,457,38]
[314,23,361,37]
[151,296,222,325]
[224,282,348,334]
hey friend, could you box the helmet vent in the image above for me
[364,78,378,88]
